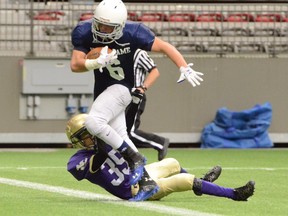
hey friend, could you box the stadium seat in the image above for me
[202,42,235,53]
[43,25,73,36]
[138,13,168,21]
[33,11,65,21]
[196,13,226,22]
[128,12,138,21]
[168,13,196,22]
[282,16,288,22]
[226,13,255,22]
[221,27,252,36]
[252,28,280,36]
[159,27,188,36]
[233,42,267,53]
[78,12,93,21]
[268,43,288,53]
[189,27,220,36]
[175,42,205,52]
[255,14,283,22]
[279,27,288,36]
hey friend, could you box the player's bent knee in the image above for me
[161,158,181,173]
[85,115,106,135]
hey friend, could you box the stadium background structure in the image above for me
[0,0,288,146]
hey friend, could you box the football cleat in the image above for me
[130,157,146,185]
[129,185,159,201]
[233,181,255,201]
[201,165,222,182]
[129,179,159,202]
[192,178,203,196]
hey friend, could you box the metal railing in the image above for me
[1,0,287,57]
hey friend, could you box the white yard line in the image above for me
[0,177,221,216]
[0,166,287,171]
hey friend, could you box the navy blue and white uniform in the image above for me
[71,20,156,151]
[71,20,155,99]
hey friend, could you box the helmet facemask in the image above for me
[66,114,97,150]
[92,17,124,44]
[70,127,96,150]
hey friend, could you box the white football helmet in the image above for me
[66,114,96,150]
[92,0,127,44]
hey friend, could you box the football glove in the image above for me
[177,63,204,87]
[97,46,118,72]
[131,89,144,104]
[84,46,117,72]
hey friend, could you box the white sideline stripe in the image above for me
[0,166,287,171]
[0,166,65,170]
[0,177,221,216]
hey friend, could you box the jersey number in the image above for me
[106,60,125,81]
[101,149,129,186]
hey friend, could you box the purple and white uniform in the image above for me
[67,146,133,200]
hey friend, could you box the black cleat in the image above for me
[233,181,255,201]
[158,138,170,161]
[201,165,222,182]
[192,178,203,196]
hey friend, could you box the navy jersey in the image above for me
[67,146,132,200]
[71,20,155,99]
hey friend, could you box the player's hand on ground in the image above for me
[97,46,118,72]
[177,63,204,87]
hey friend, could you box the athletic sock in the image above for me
[180,167,188,173]
[201,180,235,199]
[118,141,143,164]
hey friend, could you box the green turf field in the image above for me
[0,148,287,216]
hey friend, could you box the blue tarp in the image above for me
[201,102,273,148]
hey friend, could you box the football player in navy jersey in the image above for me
[66,114,255,202]
[70,0,204,187]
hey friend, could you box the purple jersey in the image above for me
[67,147,133,200]
[71,20,155,99]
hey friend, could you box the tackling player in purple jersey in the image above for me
[69,0,204,191]
[66,114,255,201]
[68,146,133,200]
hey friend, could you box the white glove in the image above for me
[177,63,204,87]
[97,46,118,72]
[84,46,117,72]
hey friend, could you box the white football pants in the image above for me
[85,84,138,152]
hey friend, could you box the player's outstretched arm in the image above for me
[151,37,204,87]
